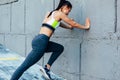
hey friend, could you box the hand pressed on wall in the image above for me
[85,18,91,30]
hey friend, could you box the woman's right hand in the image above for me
[85,18,91,30]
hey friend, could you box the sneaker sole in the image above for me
[40,66,50,80]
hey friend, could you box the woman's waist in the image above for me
[39,27,53,37]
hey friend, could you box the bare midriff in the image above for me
[39,26,54,37]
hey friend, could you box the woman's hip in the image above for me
[31,34,50,50]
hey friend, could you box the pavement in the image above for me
[0,44,66,80]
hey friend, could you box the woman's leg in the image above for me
[10,34,49,80]
[39,41,64,79]
[10,50,45,80]
[45,41,64,68]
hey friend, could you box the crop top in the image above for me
[42,12,60,31]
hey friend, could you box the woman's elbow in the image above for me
[70,22,77,28]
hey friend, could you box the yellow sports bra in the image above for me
[42,12,60,31]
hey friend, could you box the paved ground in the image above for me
[0,44,66,80]
[0,44,44,80]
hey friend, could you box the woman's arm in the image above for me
[60,21,73,30]
[59,12,90,30]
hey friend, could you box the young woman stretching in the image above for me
[11,0,90,80]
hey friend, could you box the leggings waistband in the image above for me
[37,34,50,40]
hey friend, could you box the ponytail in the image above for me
[56,0,66,10]
[47,0,72,17]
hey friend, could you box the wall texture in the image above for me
[0,0,120,80]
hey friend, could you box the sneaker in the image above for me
[40,66,51,80]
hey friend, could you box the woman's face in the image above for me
[61,5,72,15]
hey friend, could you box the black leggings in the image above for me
[10,34,64,80]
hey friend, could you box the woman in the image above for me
[11,0,90,80]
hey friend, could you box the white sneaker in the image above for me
[40,66,51,80]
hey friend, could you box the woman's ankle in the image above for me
[45,64,51,70]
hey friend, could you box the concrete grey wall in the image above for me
[80,0,120,80]
[0,0,120,80]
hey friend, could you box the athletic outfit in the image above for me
[10,12,64,80]
[42,12,60,32]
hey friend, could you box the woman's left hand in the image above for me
[85,18,91,30]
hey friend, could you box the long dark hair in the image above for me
[47,0,72,17]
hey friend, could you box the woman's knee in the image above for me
[58,44,64,53]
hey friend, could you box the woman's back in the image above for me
[40,11,61,37]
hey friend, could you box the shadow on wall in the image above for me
[0,0,18,5]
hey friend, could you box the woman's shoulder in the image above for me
[54,10,62,14]
[46,11,63,16]
[53,11,65,17]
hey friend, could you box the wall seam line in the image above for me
[24,0,26,34]
[79,43,82,80]
[10,3,12,32]
[114,0,117,33]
